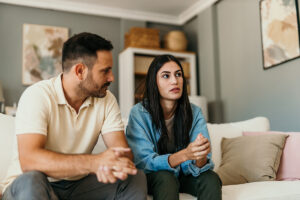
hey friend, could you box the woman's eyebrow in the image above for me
[160,69,182,74]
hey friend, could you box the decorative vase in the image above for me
[164,30,187,51]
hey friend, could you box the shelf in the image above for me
[121,47,196,55]
[119,47,197,118]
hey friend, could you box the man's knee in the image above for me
[16,171,48,185]
[118,170,147,199]
[3,170,56,200]
[127,169,147,191]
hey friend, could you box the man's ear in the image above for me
[74,63,87,80]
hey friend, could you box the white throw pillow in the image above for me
[207,117,270,171]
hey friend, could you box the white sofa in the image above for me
[1,113,300,200]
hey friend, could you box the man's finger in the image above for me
[112,147,131,152]
[117,157,136,168]
[113,171,128,180]
[112,165,137,175]
[99,168,108,183]
[104,166,117,183]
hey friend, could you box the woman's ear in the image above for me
[74,63,87,80]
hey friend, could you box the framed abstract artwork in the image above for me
[259,0,300,69]
[22,24,69,85]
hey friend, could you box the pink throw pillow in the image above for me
[243,131,300,181]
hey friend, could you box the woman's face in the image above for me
[156,61,183,101]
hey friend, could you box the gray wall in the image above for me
[198,7,223,122]
[0,3,191,107]
[183,16,200,95]
[0,3,121,106]
[199,0,300,131]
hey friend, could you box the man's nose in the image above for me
[108,72,114,82]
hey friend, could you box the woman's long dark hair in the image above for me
[142,54,193,154]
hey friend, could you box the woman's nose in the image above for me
[170,75,178,84]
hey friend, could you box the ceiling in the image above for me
[0,0,218,25]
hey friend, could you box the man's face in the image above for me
[79,50,114,98]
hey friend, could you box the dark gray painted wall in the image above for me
[199,0,300,130]
[183,16,200,95]
[0,3,121,106]
[197,7,223,123]
[0,3,194,108]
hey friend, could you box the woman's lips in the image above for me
[170,88,180,93]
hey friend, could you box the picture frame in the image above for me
[22,24,69,85]
[259,0,300,69]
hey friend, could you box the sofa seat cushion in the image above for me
[222,181,300,200]
[149,181,300,200]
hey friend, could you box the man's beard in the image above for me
[79,74,111,98]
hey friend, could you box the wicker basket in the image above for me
[125,27,160,49]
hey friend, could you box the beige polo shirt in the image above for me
[1,74,124,193]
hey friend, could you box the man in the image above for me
[2,32,147,200]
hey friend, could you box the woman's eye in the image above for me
[176,72,182,77]
[162,74,169,79]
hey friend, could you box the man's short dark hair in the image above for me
[62,32,113,72]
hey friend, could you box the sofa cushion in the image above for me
[222,180,300,200]
[148,181,300,200]
[0,114,15,194]
[217,134,287,185]
[243,131,300,181]
[207,117,270,171]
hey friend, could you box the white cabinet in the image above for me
[118,47,197,118]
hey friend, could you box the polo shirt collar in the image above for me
[54,73,93,107]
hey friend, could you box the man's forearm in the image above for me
[20,149,96,179]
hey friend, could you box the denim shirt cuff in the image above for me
[182,157,214,177]
[155,154,180,174]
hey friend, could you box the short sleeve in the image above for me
[15,84,50,136]
[101,91,124,134]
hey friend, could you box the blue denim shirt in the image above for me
[126,102,214,177]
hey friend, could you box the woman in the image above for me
[126,54,222,200]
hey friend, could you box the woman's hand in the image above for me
[184,134,210,161]
[168,134,211,168]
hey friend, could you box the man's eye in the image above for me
[176,72,182,77]
[103,69,110,74]
[162,74,169,79]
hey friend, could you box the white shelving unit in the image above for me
[119,47,197,119]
